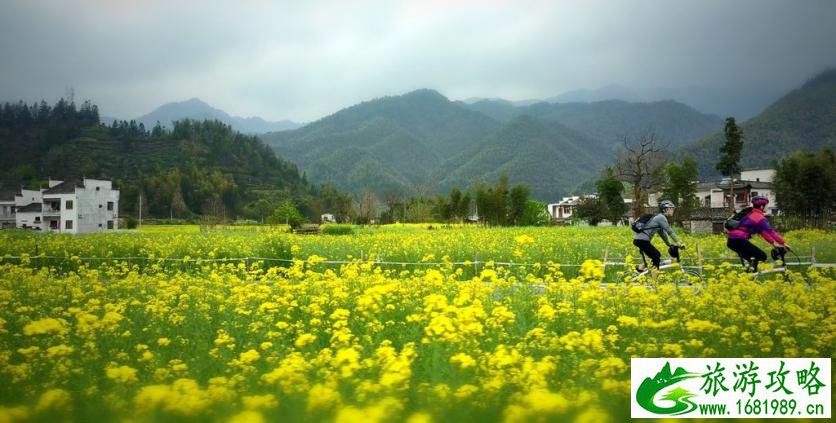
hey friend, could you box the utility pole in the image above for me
[138,193,142,227]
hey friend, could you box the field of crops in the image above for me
[0,226,834,422]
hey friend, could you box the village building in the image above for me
[1,178,119,233]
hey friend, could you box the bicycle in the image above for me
[748,245,802,278]
[630,245,701,284]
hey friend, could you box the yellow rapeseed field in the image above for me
[0,226,833,422]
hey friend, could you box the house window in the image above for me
[107,220,114,229]
[35,217,41,223]
[107,202,114,211]
[96,186,100,191]
[99,204,102,208]
[99,223,102,228]
[66,200,73,210]
[65,220,73,230]
[751,191,759,197]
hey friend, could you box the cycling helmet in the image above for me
[658,200,676,212]
[751,195,769,207]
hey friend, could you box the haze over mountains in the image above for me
[462,82,784,120]
[15,68,830,205]
[114,98,303,134]
[262,69,835,201]
[679,69,836,177]
[262,89,724,200]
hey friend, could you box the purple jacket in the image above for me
[727,208,785,244]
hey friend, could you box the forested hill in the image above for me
[679,69,836,177]
[262,89,502,196]
[262,89,722,200]
[0,100,331,220]
[461,98,723,149]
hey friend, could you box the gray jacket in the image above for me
[634,213,681,246]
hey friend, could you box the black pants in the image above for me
[727,238,767,271]
[633,239,661,268]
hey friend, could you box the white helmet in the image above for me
[659,200,676,212]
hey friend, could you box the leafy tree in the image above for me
[519,200,550,226]
[269,200,304,227]
[774,148,836,216]
[596,167,627,225]
[716,117,744,212]
[449,188,463,221]
[574,196,607,226]
[661,156,700,224]
[509,185,530,225]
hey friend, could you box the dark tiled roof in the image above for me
[0,190,16,202]
[16,202,42,212]
[43,180,79,194]
[698,180,773,190]
[689,207,733,220]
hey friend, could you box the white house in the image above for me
[547,196,584,220]
[695,169,777,214]
[1,191,16,229]
[2,189,42,229]
[3,178,120,233]
[647,168,777,215]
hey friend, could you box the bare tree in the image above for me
[352,191,381,224]
[615,130,669,218]
[383,189,404,222]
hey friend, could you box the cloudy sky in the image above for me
[1,0,835,122]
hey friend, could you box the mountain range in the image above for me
[262,89,725,200]
[262,69,835,201]
[117,98,303,134]
[678,69,836,177]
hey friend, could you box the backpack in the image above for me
[631,213,658,233]
[724,207,753,231]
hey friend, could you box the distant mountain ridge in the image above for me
[678,69,836,177]
[135,98,302,134]
[262,89,723,200]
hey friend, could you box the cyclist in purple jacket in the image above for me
[726,196,792,271]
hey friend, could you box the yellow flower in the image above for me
[242,394,278,410]
[294,333,317,348]
[228,410,265,423]
[450,353,476,369]
[616,315,639,328]
[685,319,722,332]
[106,365,139,384]
[23,318,68,336]
[238,349,261,364]
[35,389,72,413]
[306,383,341,412]
[46,344,74,358]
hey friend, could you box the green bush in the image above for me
[321,224,354,235]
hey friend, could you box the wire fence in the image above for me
[1,252,831,272]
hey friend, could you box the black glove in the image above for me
[771,246,786,262]
[668,245,680,261]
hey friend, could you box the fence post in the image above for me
[696,244,703,276]
[602,248,608,269]
[811,247,816,266]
